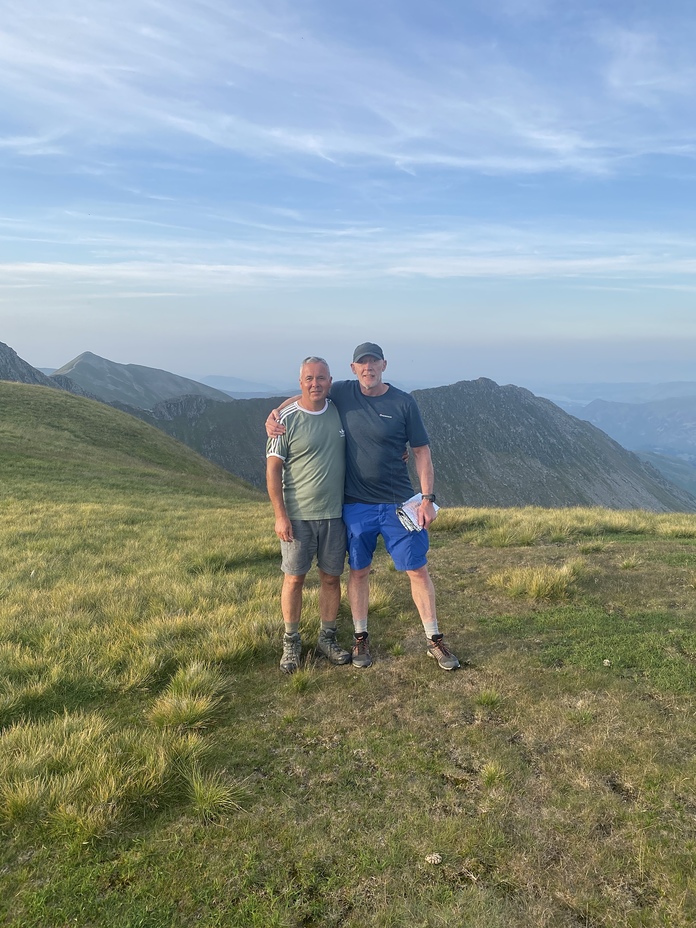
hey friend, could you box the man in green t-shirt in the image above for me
[266,357,350,673]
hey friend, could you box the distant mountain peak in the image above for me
[52,352,235,409]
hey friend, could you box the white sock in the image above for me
[353,618,368,635]
[423,622,439,639]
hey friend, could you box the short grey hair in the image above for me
[299,356,330,376]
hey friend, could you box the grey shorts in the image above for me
[281,518,347,576]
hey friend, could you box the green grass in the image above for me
[1,384,696,927]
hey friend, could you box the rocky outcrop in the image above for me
[0,342,91,398]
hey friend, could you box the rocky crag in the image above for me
[412,379,696,511]
[0,342,92,398]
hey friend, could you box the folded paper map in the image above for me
[396,493,440,532]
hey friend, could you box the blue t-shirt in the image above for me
[329,380,430,505]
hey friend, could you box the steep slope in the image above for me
[118,394,281,489]
[635,451,696,498]
[575,396,696,458]
[52,352,235,409]
[0,382,258,502]
[0,341,90,397]
[412,379,696,511]
[126,379,696,512]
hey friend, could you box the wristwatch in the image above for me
[422,494,436,502]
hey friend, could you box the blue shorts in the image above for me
[343,503,429,572]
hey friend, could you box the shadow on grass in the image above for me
[187,548,278,574]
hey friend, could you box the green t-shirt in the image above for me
[266,400,346,520]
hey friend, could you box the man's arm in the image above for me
[266,455,294,541]
[265,396,301,437]
[411,444,437,529]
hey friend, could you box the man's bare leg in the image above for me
[318,570,341,628]
[347,565,371,632]
[317,570,350,665]
[347,565,372,667]
[405,565,437,635]
[281,573,305,634]
[407,565,460,670]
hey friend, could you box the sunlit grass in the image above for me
[432,504,696,545]
[487,559,585,601]
[3,385,696,927]
[187,764,249,823]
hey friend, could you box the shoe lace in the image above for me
[283,637,301,660]
[323,632,344,657]
[353,635,369,655]
[430,637,451,657]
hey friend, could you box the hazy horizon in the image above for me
[28,345,696,396]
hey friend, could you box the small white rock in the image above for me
[603,659,611,666]
[425,853,443,865]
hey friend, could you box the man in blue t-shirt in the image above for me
[267,342,460,672]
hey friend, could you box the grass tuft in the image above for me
[147,662,229,729]
[187,764,249,823]
[487,559,584,601]
[289,669,317,693]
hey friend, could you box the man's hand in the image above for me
[266,408,285,438]
[275,515,294,542]
[417,499,437,530]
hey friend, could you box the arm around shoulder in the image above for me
[265,395,301,437]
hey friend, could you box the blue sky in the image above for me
[3,0,696,388]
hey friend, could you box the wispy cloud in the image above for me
[2,1,696,175]
[3,219,696,290]
[3,1,696,380]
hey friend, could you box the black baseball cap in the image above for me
[353,342,384,362]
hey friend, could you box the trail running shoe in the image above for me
[317,628,351,665]
[351,633,372,669]
[280,632,302,674]
[426,634,460,671]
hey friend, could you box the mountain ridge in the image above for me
[126,380,696,512]
[0,341,93,399]
[52,351,235,409]
[3,341,695,512]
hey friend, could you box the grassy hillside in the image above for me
[0,382,259,502]
[1,384,695,927]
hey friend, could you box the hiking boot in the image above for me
[280,632,302,674]
[351,633,372,669]
[426,634,460,671]
[317,628,351,665]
